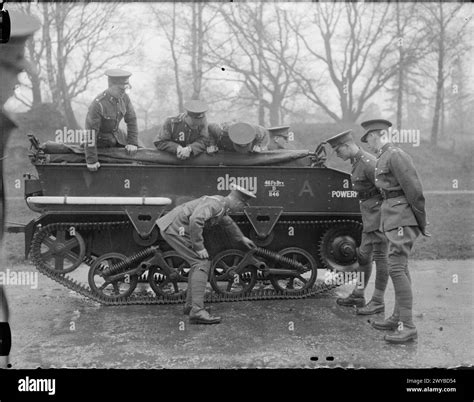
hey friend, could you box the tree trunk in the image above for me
[396,2,404,130]
[43,3,60,107]
[191,3,204,100]
[431,4,444,146]
[25,39,42,107]
[257,3,265,126]
[55,4,79,129]
[170,4,184,112]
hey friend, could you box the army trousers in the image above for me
[384,226,420,328]
[353,230,389,301]
[84,129,126,164]
[160,230,211,314]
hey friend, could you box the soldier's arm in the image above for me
[390,150,427,230]
[124,95,138,146]
[154,118,180,154]
[219,216,246,244]
[364,160,377,186]
[188,120,209,156]
[188,201,222,252]
[84,102,102,164]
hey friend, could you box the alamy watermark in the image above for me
[0,269,38,289]
[323,270,365,289]
[381,127,420,147]
[55,127,95,146]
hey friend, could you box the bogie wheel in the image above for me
[148,251,189,298]
[88,253,138,301]
[37,227,86,274]
[269,247,318,293]
[319,223,361,272]
[210,249,257,296]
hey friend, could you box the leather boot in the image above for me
[189,308,221,325]
[371,316,399,331]
[183,305,211,316]
[384,326,418,343]
[356,300,385,315]
[336,293,365,307]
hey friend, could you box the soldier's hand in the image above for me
[125,144,138,155]
[207,145,218,154]
[87,162,101,172]
[252,145,262,153]
[176,145,185,159]
[197,249,209,259]
[242,237,256,250]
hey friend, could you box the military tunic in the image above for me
[157,195,245,312]
[208,122,268,151]
[84,90,138,164]
[375,143,426,232]
[154,113,208,157]
[350,149,388,295]
[374,143,427,328]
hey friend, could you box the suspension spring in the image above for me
[102,246,158,276]
[254,247,305,271]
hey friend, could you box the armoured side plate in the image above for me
[244,206,283,238]
[125,206,166,238]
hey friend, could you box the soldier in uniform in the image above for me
[85,69,139,172]
[154,100,209,160]
[267,126,295,150]
[0,10,41,368]
[325,130,389,314]
[207,121,268,154]
[361,119,429,343]
[157,185,257,324]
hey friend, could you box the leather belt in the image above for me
[358,188,381,201]
[381,189,405,199]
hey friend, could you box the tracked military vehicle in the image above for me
[23,137,362,305]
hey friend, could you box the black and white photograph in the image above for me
[0,0,473,400]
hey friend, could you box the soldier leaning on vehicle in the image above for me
[84,69,139,172]
[361,119,429,344]
[207,122,268,154]
[325,130,389,315]
[154,100,209,160]
[267,126,295,151]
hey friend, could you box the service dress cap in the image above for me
[229,183,257,201]
[268,126,291,138]
[105,69,132,78]
[184,100,208,117]
[1,12,40,70]
[325,130,354,149]
[360,119,392,143]
[228,122,256,145]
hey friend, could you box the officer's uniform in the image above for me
[267,126,295,150]
[361,119,427,342]
[325,130,388,312]
[157,191,252,319]
[154,100,209,157]
[84,69,138,165]
[208,122,268,152]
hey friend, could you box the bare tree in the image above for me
[290,3,399,124]
[210,3,301,125]
[19,3,135,128]
[151,3,219,110]
[420,2,469,145]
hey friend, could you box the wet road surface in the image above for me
[4,259,473,369]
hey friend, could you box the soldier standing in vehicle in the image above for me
[154,100,209,160]
[361,119,429,344]
[207,122,268,154]
[267,126,295,150]
[85,69,139,172]
[157,185,257,324]
[325,130,389,315]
